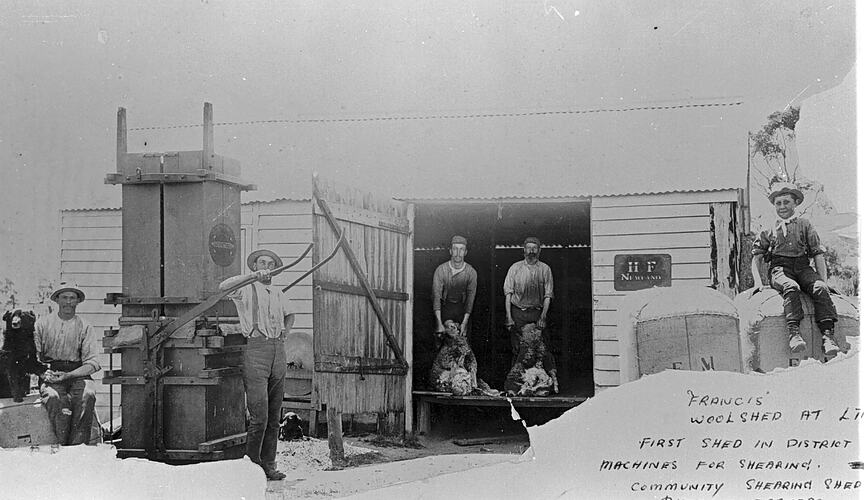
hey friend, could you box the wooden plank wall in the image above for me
[591,190,740,392]
[60,208,123,422]
[312,179,410,414]
[246,200,315,338]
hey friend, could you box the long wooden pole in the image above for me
[203,102,214,169]
[116,107,127,171]
[147,243,313,351]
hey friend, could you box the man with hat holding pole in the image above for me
[35,282,100,445]
[432,235,478,339]
[220,248,295,481]
[751,182,840,356]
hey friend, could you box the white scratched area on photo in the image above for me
[345,351,861,500]
[0,445,266,500]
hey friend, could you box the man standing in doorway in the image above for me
[36,282,100,445]
[503,237,554,354]
[432,235,478,339]
[220,249,294,481]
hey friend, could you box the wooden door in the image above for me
[311,176,413,426]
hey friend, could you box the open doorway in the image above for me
[412,199,594,399]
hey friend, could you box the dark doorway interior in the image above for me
[412,200,593,398]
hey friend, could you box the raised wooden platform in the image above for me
[413,390,588,435]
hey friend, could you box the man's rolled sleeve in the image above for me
[34,319,45,360]
[80,324,101,372]
[431,266,445,311]
[502,267,515,296]
[543,266,554,299]
[464,269,477,314]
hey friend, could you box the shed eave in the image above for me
[398,187,742,204]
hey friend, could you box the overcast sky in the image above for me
[0,0,856,300]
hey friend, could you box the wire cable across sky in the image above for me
[127,101,744,131]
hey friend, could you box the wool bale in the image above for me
[735,288,859,372]
[619,286,742,383]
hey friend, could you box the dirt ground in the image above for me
[266,431,530,499]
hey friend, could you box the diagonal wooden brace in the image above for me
[313,188,408,368]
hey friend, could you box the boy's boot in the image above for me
[820,323,840,357]
[788,323,806,353]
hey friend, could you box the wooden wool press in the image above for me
[102,103,256,461]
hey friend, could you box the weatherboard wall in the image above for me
[590,189,741,391]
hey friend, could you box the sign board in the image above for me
[614,254,672,291]
[208,223,237,267]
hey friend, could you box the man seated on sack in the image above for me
[35,282,100,445]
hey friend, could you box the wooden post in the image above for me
[404,202,415,435]
[307,408,318,438]
[203,102,214,170]
[327,406,345,466]
[116,107,127,171]
[416,398,431,435]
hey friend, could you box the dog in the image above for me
[429,320,479,395]
[1,310,47,402]
[278,411,305,441]
[504,323,558,397]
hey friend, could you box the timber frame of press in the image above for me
[412,391,588,435]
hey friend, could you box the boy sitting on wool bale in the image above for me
[751,182,840,356]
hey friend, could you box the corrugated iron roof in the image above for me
[399,187,741,203]
[61,206,122,212]
[62,196,310,212]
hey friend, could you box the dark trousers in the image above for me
[769,256,837,329]
[40,378,96,445]
[243,336,286,468]
[509,307,541,354]
[440,302,465,326]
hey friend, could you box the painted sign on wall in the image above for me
[613,254,672,291]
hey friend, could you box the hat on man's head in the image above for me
[523,236,541,247]
[50,282,85,302]
[768,182,804,204]
[451,235,468,246]
[246,249,283,271]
